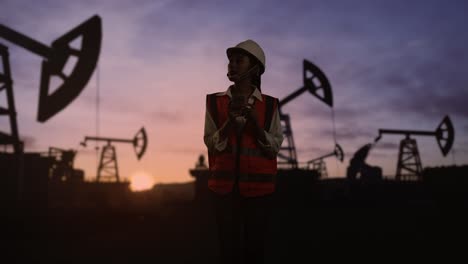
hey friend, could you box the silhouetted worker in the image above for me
[204,39,283,264]
[346,143,382,181]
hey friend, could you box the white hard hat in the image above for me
[226,39,266,74]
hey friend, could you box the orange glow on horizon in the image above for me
[129,171,155,192]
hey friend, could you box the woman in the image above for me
[204,39,283,264]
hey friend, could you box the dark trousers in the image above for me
[211,190,273,264]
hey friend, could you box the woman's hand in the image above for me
[242,104,259,127]
[243,104,268,144]
[228,104,243,123]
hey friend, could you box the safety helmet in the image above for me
[226,39,266,74]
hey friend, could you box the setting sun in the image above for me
[129,171,155,192]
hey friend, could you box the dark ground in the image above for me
[4,177,468,263]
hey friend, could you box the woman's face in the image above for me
[227,52,252,82]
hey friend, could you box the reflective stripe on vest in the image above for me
[209,171,274,182]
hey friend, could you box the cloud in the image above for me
[375,142,399,150]
[296,145,332,156]
[315,126,375,142]
[160,146,205,155]
[150,110,184,123]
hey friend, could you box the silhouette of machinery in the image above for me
[0,15,102,203]
[47,147,84,182]
[190,154,210,202]
[0,43,22,154]
[346,143,382,181]
[307,144,344,178]
[0,15,101,165]
[278,60,333,169]
[374,115,454,181]
[80,127,147,182]
[0,15,101,123]
[195,154,208,169]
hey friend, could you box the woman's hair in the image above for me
[247,53,262,91]
[252,73,261,91]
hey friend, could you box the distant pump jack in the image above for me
[306,143,344,179]
[277,59,334,169]
[374,115,454,181]
[0,15,102,122]
[80,127,148,182]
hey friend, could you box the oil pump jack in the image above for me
[0,16,101,152]
[374,115,454,181]
[80,127,148,182]
[0,15,101,202]
[278,59,334,169]
[306,144,344,178]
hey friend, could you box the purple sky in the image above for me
[1,0,467,183]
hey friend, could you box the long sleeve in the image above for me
[257,106,284,158]
[204,105,228,153]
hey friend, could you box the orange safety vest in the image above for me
[206,92,278,197]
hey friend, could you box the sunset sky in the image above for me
[1,0,467,184]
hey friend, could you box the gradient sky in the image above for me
[1,0,467,184]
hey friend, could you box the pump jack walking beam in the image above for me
[277,60,333,168]
[0,15,102,122]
